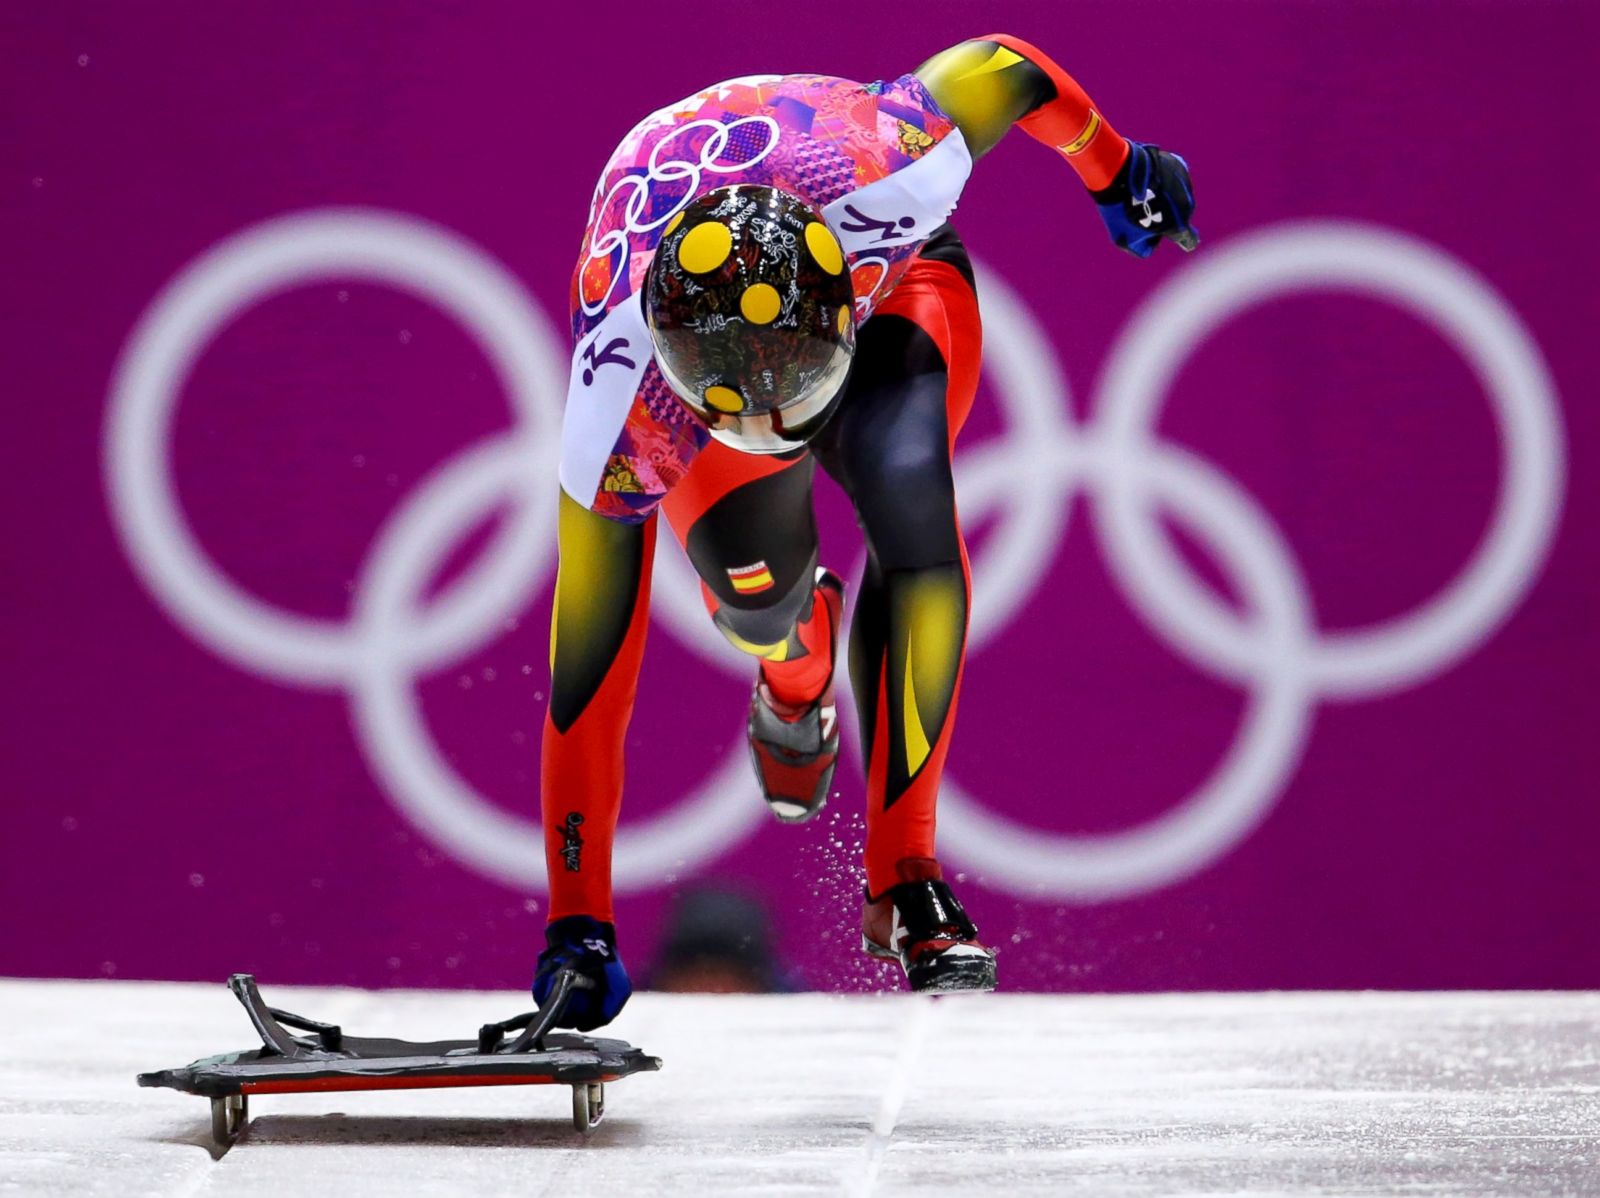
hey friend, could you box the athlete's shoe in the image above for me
[746,568,845,824]
[862,858,997,992]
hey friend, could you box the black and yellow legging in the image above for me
[543,228,982,918]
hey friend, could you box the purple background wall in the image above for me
[4,2,1596,993]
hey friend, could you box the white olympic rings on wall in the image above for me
[104,210,1563,900]
[938,223,1563,897]
[104,209,765,892]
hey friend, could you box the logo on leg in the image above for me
[560,812,585,872]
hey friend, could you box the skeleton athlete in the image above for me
[536,34,1199,1027]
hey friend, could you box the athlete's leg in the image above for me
[661,441,845,820]
[661,443,822,666]
[542,493,656,922]
[813,245,982,899]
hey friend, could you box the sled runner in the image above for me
[137,973,660,1143]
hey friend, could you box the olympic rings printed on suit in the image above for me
[581,115,782,318]
[105,210,1563,900]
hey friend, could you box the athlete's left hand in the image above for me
[1091,141,1198,259]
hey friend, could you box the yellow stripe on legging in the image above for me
[549,585,560,673]
[898,569,966,777]
[720,624,790,662]
[903,652,931,775]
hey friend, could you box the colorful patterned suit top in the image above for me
[558,72,974,523]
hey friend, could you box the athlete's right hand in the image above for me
[533,915,632,1031]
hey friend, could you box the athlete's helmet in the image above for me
[645,185,855,454]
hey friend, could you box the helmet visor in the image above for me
[658,334,853,454]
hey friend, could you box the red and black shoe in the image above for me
[862,858,997,993]
[746,568,845,824]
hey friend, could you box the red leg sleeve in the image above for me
[540,503,657,922]
[861,550,973,897]
[855,259,983,896]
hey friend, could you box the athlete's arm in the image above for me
[915,34,1198,257]
[916,34,1126,183]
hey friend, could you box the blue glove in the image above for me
[533,915,632,1031]
[1092,141,1199,259]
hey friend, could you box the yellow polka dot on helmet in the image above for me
[663,211,686,238]
[740,283,782,325]
[678,221,733,274]
[804,221,844,275]
[704,385,743,413]
[836,305,851,335]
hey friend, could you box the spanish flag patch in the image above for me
[728,561,775,595]
[1061,110,1102,156]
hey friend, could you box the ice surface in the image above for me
[0,980,1596,1195]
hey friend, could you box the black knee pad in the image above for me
[681,455,820,651]
[711,560,817,650]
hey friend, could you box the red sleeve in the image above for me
[985,33,1130,191]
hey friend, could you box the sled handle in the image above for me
[476,968,595,1055]
[228,974,344,1055]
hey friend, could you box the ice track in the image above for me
[1,980,1596,1195]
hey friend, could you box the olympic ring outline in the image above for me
[645,224,1563,897]
[104,210,1564,901]
[103,209,766,892]
[103,209,563,685]
[1091,225,1564,698]
[581,115,782,317]
[936,224,1563,897]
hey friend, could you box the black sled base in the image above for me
[137,973,660,1143]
